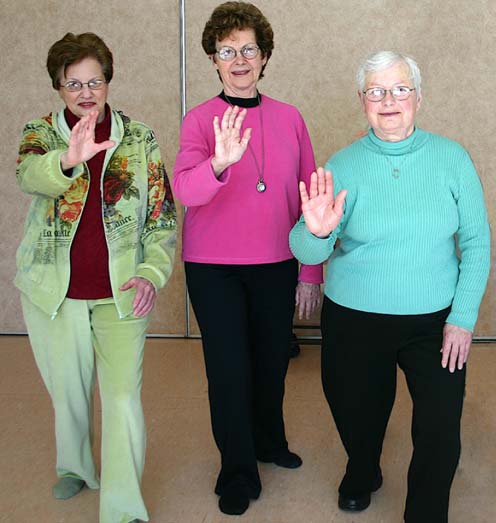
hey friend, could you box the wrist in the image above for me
[60,152,76,172]
[211,157,229,177]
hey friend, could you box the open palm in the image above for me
[61,111,115,171]
[300,167,347,238]
[211,105,251,176]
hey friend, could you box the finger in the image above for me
[309,171,318,199]
[228,105,239,128]
[240,127,252,147]
[95,140,116,153]
[221,106,232,130]
[325,170,334,201]
[317,167,326,197]
[299,180,310,204]
[298,298,305,320]
[85,111,98,131]
[233,108,247,130]
[460,344,470,368]
[135,290,155,317]
[441,332,451,368]
[448,344,459,373]
[333,189,348,217]
[119,278,135,291]
[213,115,221,136]
[133,286,150,316]
[304,299,311,319]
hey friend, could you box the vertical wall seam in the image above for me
[179,0,191,337]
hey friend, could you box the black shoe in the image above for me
[258,450,302,469]
[218,490,250,516]
[338,471,383,512]
[290,333,301,358]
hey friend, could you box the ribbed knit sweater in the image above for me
[289,128,490,331]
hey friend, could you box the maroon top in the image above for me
[65,106,113,299]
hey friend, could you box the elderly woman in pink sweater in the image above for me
[173,1,322,516]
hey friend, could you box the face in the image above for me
[58,57,109,123]
[360,61,421,142]
[212,29,267,98]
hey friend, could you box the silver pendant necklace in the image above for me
[224,93,266,193]
[373,136,416,179]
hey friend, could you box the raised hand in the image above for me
[300,167,347,238]
[211,105,252,176]
[60,110,115,171]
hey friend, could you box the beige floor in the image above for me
[1,336,495,523]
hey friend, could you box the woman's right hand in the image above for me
[60,110,115,171]
[211,105,252,176]
[300,167,347,238]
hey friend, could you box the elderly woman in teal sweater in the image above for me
[290,51,490,523]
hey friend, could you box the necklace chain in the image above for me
[373,137,416,179]
[224,93,266,192]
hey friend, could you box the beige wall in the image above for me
[1,0,495,336]
[0,0,185,334]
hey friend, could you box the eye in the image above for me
[369,88,385,97]
[394,86,410,94]
[65,81,82,91]
[242,46,258,58]
[88,80,104,89]
[218,47,235,60]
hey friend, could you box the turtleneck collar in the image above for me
[365,127,428,156]
[219,91,261,108]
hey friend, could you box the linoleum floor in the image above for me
[1,336,495,523]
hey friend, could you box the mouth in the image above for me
[231,70,250,77]
[78,102,96,109]
[379,111,401,117]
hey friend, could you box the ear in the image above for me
[209,55,218,70]
[416,92,422,111]
[358,90,367,113]
[262,55,268,66]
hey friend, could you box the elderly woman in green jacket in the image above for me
[15,32,176,523]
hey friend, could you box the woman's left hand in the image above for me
[120,277,156,317]
[295,282,321,319]
[441,323,473,372]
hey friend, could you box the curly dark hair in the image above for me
[46,32,113,89]
[202,2,274,79]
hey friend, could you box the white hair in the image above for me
[356,51,422,99]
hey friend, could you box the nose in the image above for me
[79,85,93,97]
[382,90,396,104]
[234,52,248,64]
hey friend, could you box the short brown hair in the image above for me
[202,2,274,79]
[46,32,113,89]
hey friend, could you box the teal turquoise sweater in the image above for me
[289,128,490,331]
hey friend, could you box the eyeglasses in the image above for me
[60,79,107,92]
[363,86,416,102]
[215,44,260,62]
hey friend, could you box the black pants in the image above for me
[321,298,465,523]
[185,259,298,498]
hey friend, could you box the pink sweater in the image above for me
[173,94,323,284]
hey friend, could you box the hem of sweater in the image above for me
[182,253,295,265]
[324,292,454,316]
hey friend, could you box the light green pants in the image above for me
[21,294,150,523]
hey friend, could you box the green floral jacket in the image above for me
[15,108,177,319]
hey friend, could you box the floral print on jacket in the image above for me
[15,108,177,319]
